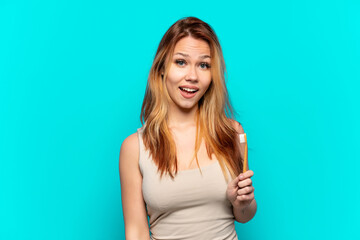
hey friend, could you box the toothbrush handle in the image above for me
[243,134,248,173]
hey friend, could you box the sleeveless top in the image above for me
[137,127,239,240]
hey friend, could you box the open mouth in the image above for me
[179,86,199,93]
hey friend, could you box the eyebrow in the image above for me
[174,52,211,59]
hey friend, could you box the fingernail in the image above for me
[239,174,243,180]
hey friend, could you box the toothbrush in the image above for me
[239,133,248,173]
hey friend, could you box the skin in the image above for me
[165,36,214,169]
[165,36,212,129]
[119,36,256,239]
[228,170,255,210]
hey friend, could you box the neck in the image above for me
[167,104,199,130]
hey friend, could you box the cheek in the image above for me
[165,76,177,90]
[168,68,185,81]
[201,74,212,89]
[165,77,181,98]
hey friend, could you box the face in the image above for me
[165,36,212,112]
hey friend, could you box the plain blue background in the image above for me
[1,0,359,239]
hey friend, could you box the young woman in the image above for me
[119,16,257,240]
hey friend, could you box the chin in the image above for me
[177,102,197,111]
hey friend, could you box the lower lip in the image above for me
[179,88,198,99]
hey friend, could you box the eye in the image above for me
[175,59,186,66]
[200,62,211,69]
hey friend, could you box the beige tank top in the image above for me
[137,127,238,240]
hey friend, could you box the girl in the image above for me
[119,16,257,240]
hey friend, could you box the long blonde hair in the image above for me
[140,16,243,182]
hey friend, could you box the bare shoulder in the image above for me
[119,131,139,166]
[229,119,245,134]
[119,131,150,238]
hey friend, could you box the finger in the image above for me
[237,186,254,195]
[238,178,252,188]
[236,192,255,201]
[239,170,254,181]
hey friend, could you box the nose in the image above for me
[185,65,198,82]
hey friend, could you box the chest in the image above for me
[142,160,231,213]
[174,135,215,170]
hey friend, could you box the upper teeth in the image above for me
[181,87,197,92]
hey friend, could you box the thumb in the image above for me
[229,175,239,188]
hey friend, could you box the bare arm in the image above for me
[231,120,258,223]
[119,133,150,239]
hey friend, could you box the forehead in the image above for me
[173,36,210,55]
